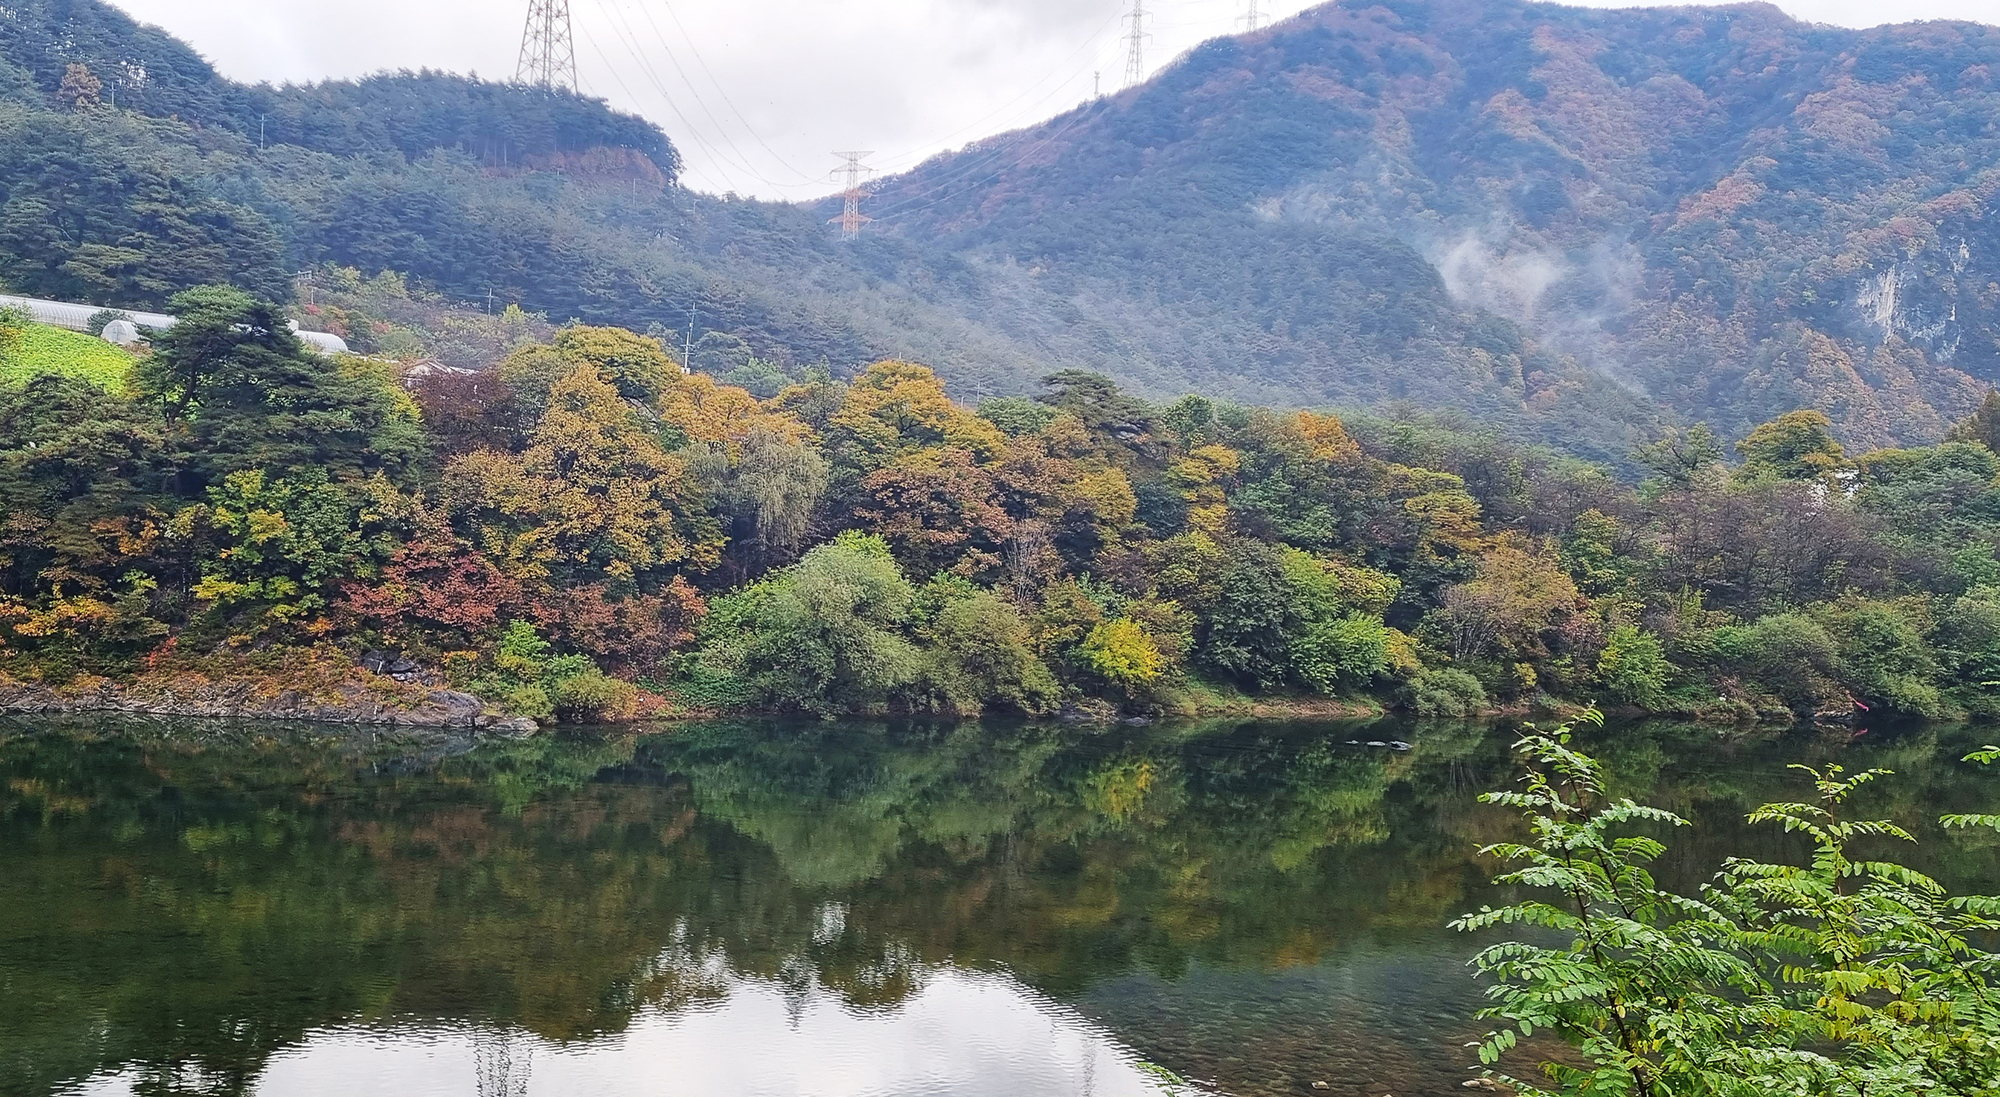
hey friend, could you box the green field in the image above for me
[0,322,136,390]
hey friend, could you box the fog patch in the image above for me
[1422,227,1648,389]
[1434,234,1568,323]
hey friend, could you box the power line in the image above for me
[641,0,820,184]
[623,1,815,186]
[517,0,579,92]
[576,23,730,190]
[871,3,1127,171]
[593,2,772,184]
[854,8,1127,209]
[580,0,1130,198]
[829,151,875,239]
[1122,0,1150,88]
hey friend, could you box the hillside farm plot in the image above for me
[0,323,134,389]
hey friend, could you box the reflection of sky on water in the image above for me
[71,968,1206,1097]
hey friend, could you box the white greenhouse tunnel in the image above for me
[0,292,350,357]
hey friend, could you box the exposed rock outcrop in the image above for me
[0,673,539,734]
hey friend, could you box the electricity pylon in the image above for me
[1122,0,1151,87]
[1241,0,1267,32]
[516,0,578,92]
[829,151,875,240]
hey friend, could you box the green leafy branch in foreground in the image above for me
[1456,721,2000,1097]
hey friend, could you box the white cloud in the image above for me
[72,967,1203,1097]
[102,0,2000,199]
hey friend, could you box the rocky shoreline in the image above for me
[0,672,540,733]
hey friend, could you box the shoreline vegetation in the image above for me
[9,286,2000,732]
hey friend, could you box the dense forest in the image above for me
[862,0,2000,451]
[10,284,2000,724]
[8,0,2000,464]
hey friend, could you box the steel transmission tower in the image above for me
[829,151,875,240]
[516,0,578,92]
[1122,0,1150,87]
[1241,0,1267,32]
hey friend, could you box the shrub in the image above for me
[1458,721,2000,1096]
[0,305,24,357]
[551,669,637,722]
[1594,625,1668,707]
[506,684,553,721]
[1406,666,1486,716]
[1817,598,1942,717]
[470,620,635,723]
[1080,618,1166,687]
[1293,612,1391,693]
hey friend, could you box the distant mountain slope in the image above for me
[0,0,1057,403]
[4,0,1999,458]
[851,0,2000,446]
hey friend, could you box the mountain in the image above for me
[5,0,2000,459]
[849,0,2000,448]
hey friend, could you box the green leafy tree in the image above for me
[1945,391,2000,453]
[184,468,395,635]
[1934,587,2000,715]
[688,533,921,716]
[1079,618,1165,689]
[914,580,1059,715]
[1634,424,1725,488]
[1291,612,1391,693]
[0,373,166,594]
[1560,509,1625,596]
[1734,410,1847,486]
[1595,624,1669,707]
[976,395,1059,438]
[135,286,423,491]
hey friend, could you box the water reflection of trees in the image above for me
[1,717,1994,1095]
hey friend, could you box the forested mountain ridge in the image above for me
[0,0,673,164]
[851,0,2000,448]
[4,0,2000,456]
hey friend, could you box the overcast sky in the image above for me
[107,0,1998,199]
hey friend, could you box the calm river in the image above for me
[3,715,1996,1097]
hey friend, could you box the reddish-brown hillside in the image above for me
[849,0,2000,448]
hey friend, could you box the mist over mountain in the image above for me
[855,0,2000,449]
[5,0,2000,458]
